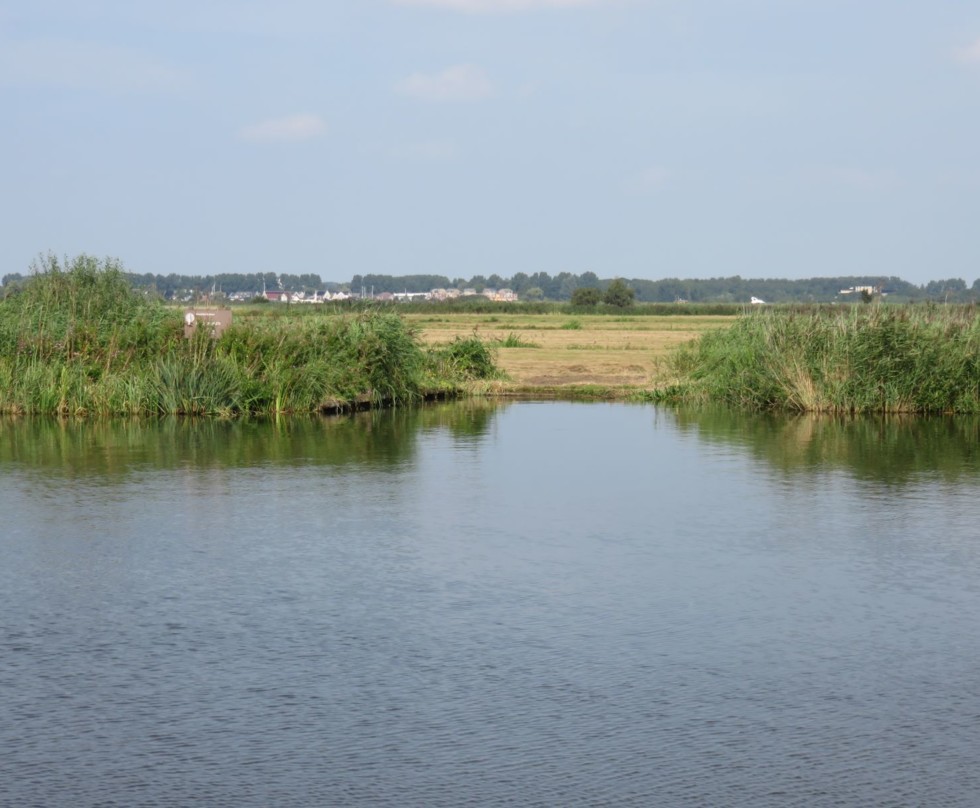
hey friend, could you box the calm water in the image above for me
[2,403,979,807]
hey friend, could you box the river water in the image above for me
[1,402,979,806]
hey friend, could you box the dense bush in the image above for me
[431,336,499,381]
[603,279,635,308]
[570,288,601,307]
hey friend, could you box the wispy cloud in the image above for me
[237,114,327,143]
[391,0,601,12]
[953,36,980,65]
[396,64,493,102]
[0,38,187,93]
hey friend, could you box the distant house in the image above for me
[264,290,288,302]
[839,285,883,296]
[481,288,518,302]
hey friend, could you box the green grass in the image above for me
[655,305,980,413]
[492,332,541,348]
[0,255,498,416]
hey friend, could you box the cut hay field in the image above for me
[405,312,734,396]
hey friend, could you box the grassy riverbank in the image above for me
[0,257,497,416]
[8,259,975,415]
[655,305,980,413]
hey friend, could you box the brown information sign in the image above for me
[183,308,232,339]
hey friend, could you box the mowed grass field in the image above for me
[406,312,734,394]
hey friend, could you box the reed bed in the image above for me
[0,256,497,416]
[658,305,980,413]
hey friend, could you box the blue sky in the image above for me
[2,0,978,285]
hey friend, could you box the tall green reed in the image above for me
[660,305,979,413]
[0,256,496,416]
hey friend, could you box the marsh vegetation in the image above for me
[0,256,497,416]
[658,305,980,413]
[6,257,975,414]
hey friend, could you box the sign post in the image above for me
[183,309,232,339]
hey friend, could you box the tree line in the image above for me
[3,264,978,303]
[2,270,331,300]
[339,272,980,303]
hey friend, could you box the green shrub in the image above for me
[493,332,540,348]
[603,279,635,308]
[570,288,601,307]
[437,336,499,380]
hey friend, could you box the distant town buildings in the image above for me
[230,286,521,304]
[839,285,885,297]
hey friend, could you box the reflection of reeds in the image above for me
[0,401,506,481]
[669,408,980,483]
[661,305,980,413]
[0,256,497,416]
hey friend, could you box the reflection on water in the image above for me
[2,401,979,807]
[668,407,980,484]
[4,402,976,487]
[0,399,500,483]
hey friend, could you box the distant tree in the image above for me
[349,273,448,294]
[558,273,579,300]
[510,272,530,293]
[1,273,25,299]
[528,272,554,298]
[924,278,967,302]
[570,287,601,306]
[524,286,544,301]
[603,278,635,307]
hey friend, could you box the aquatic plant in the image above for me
[657,305,980,413]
